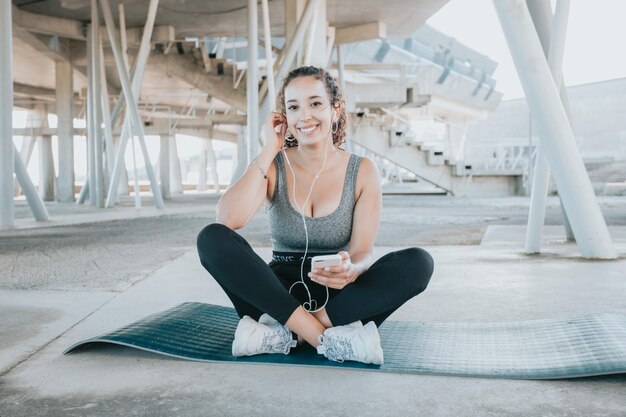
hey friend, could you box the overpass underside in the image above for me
[0,0,617,258]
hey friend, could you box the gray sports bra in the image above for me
[267,151,362,253]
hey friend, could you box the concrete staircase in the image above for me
[149,42,247,113]
[350,110,522,197]
[584,160,626,195]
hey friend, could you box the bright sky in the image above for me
[426,0,626,100]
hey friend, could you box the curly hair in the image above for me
[276,66,347,149]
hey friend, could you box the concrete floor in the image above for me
[1,194,626,416]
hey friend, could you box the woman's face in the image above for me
[283,76,334,147]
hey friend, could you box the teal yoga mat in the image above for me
[64,302,626,379]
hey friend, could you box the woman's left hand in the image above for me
[308,251,359,290]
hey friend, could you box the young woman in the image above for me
[197,66,434,365]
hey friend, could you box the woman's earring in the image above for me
[331,120,339,134]
[285,129,297,146]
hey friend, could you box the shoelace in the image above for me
[318,335,354,363]
[261,324,297,354]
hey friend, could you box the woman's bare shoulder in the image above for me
[355,155,379,178]
[353,155,381,199]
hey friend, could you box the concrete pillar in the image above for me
[56,61,75,202]
[0,0,14,229]
[206,138,220,194]
[261,0,276,111]
[525,0,575,253]
[247,0,260,163]
[14,141,50,221]
[98,40,115,183]
[30,106,55,201]
[286,0,326,67]
[101,0,164,209]
[494,0,615,259]
[336,44,346,96]
[285,0,306,66]
[169,136,183,194]
[159,135,170,199]
[258,0,320,137]
[112,134,130,197]
[91,0,105,207]
[19,133,35,168]
[304,0,326,66]
[231,125,248,184]
[86,23,97,205]
[336,44,354,153]
[197,140,208,191]
[14,111,40,196]
[38,135,55,201]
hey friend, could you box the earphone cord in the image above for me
[282,136,332,313]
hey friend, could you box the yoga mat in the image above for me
[64,302,626,379]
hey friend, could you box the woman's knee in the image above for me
[398,247,434,294]
[196,222,233,253]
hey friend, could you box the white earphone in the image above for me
[281,120,334,313]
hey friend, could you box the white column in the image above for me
[27,106,53,201]
[14,133,34,196]
[19,128,36,167]
[111,134,130,197]
[258,0,320,136]
[197,140,208,191]
[303,0,326,66]
[525,0,574,253]
[159,135,170,199]
[91,0,104,207]
[100,0,164,209]
[169,136,183,194]
[494,0,615,259]
[261,0,276,112]
[104,0,161,207]
[38,134,55,201]
[336,44,346,95]
[0,0,14,229]
[247,0,260,163]
[14,142,50,221]
[230,126,248,184]
[56,61,75,202]
[206,137,220,194]
[98,37,115,179]
[86,23,97,205]
[285,0,304,66]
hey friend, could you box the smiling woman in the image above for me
[196,66,434,365]
[276,66,348,149]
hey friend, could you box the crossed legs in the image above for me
[197,223,434,349]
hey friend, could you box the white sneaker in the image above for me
[316,321,384,365]
[258,313,281,326]
[232,314,297,357]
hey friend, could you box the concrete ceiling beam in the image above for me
[12,5,86,40]
[99,25,175,47]
[144,111,247,125]
[335,21,386,45]
[13,126,238,142]
[13,28,72,63]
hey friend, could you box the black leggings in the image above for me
[196,223,434,327]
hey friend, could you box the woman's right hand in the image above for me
[264,112,288,154]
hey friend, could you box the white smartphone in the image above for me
[311,254,342,269]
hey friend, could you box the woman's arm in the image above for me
[345,157,382,275]
[309,157,382,288]
[215,145,277,230]
[216,113,286,230]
